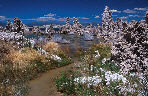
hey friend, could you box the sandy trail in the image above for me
[28,63,74,96]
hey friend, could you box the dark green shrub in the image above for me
[98,60,120,72]
[50,56,72,68]
[82,88,97,96]
[89,43,111,61]
[56,73,75,95]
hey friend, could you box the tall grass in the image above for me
[43,42,59,53]
[0,41,72,95]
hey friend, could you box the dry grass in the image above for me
[7,48,48,70]
[0,41,15,71]
[43,42,60,52]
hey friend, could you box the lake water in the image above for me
[59,34,99,56]
[25,32,100,57]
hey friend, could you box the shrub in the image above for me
[43,42,59,52]
[89,43,111,60]
[82,88,97,96]
[8,48,39,69]
[50,57,71,68]
[98,60,120,72]
[56,72,76,95]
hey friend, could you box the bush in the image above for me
[43,42,59,53]
[98,60,120,72]
[56,73,76,95]
[0,41,72,96]
[49,49,72,68]
[82,88,97,96]
[89,43,111,60]
[8,48,42,70]
[50,57,71,68]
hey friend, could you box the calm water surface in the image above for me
[26,33,100,57]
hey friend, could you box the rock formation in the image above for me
[102,6,114,36]
[146,11,148,24]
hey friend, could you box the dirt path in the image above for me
[28,63,74,96]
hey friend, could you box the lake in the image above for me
[25,32,100,57]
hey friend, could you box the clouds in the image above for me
[94,16,100,18]
[22,13,59,21]
[0,16,9,20]
[79,17,89,19]
[120,16,128,20]
[112,15,117,17]
[123,9,136,13]
[44,13,56,17]
[0,16,6,21]
[1,6,147,23]
[123,7,148,14]
[119,14,143,20]
[0,16,13,21]
[120,7,147,20]
[128,15,140,17]
[37,13,56,21]
[57,18,66,21]
[111,9,121,13]
[22,13,89,22]
[119,14,142,20]
[134,8,148,11]
[36,17,56,21]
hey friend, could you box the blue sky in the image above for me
[0,0,148,23]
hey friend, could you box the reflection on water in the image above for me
[58,34,99,57]
[25,34,100,56]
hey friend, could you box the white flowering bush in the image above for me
[111,19,148,75]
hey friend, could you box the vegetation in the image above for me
[0,41,72,95]
[56,43,147,96]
